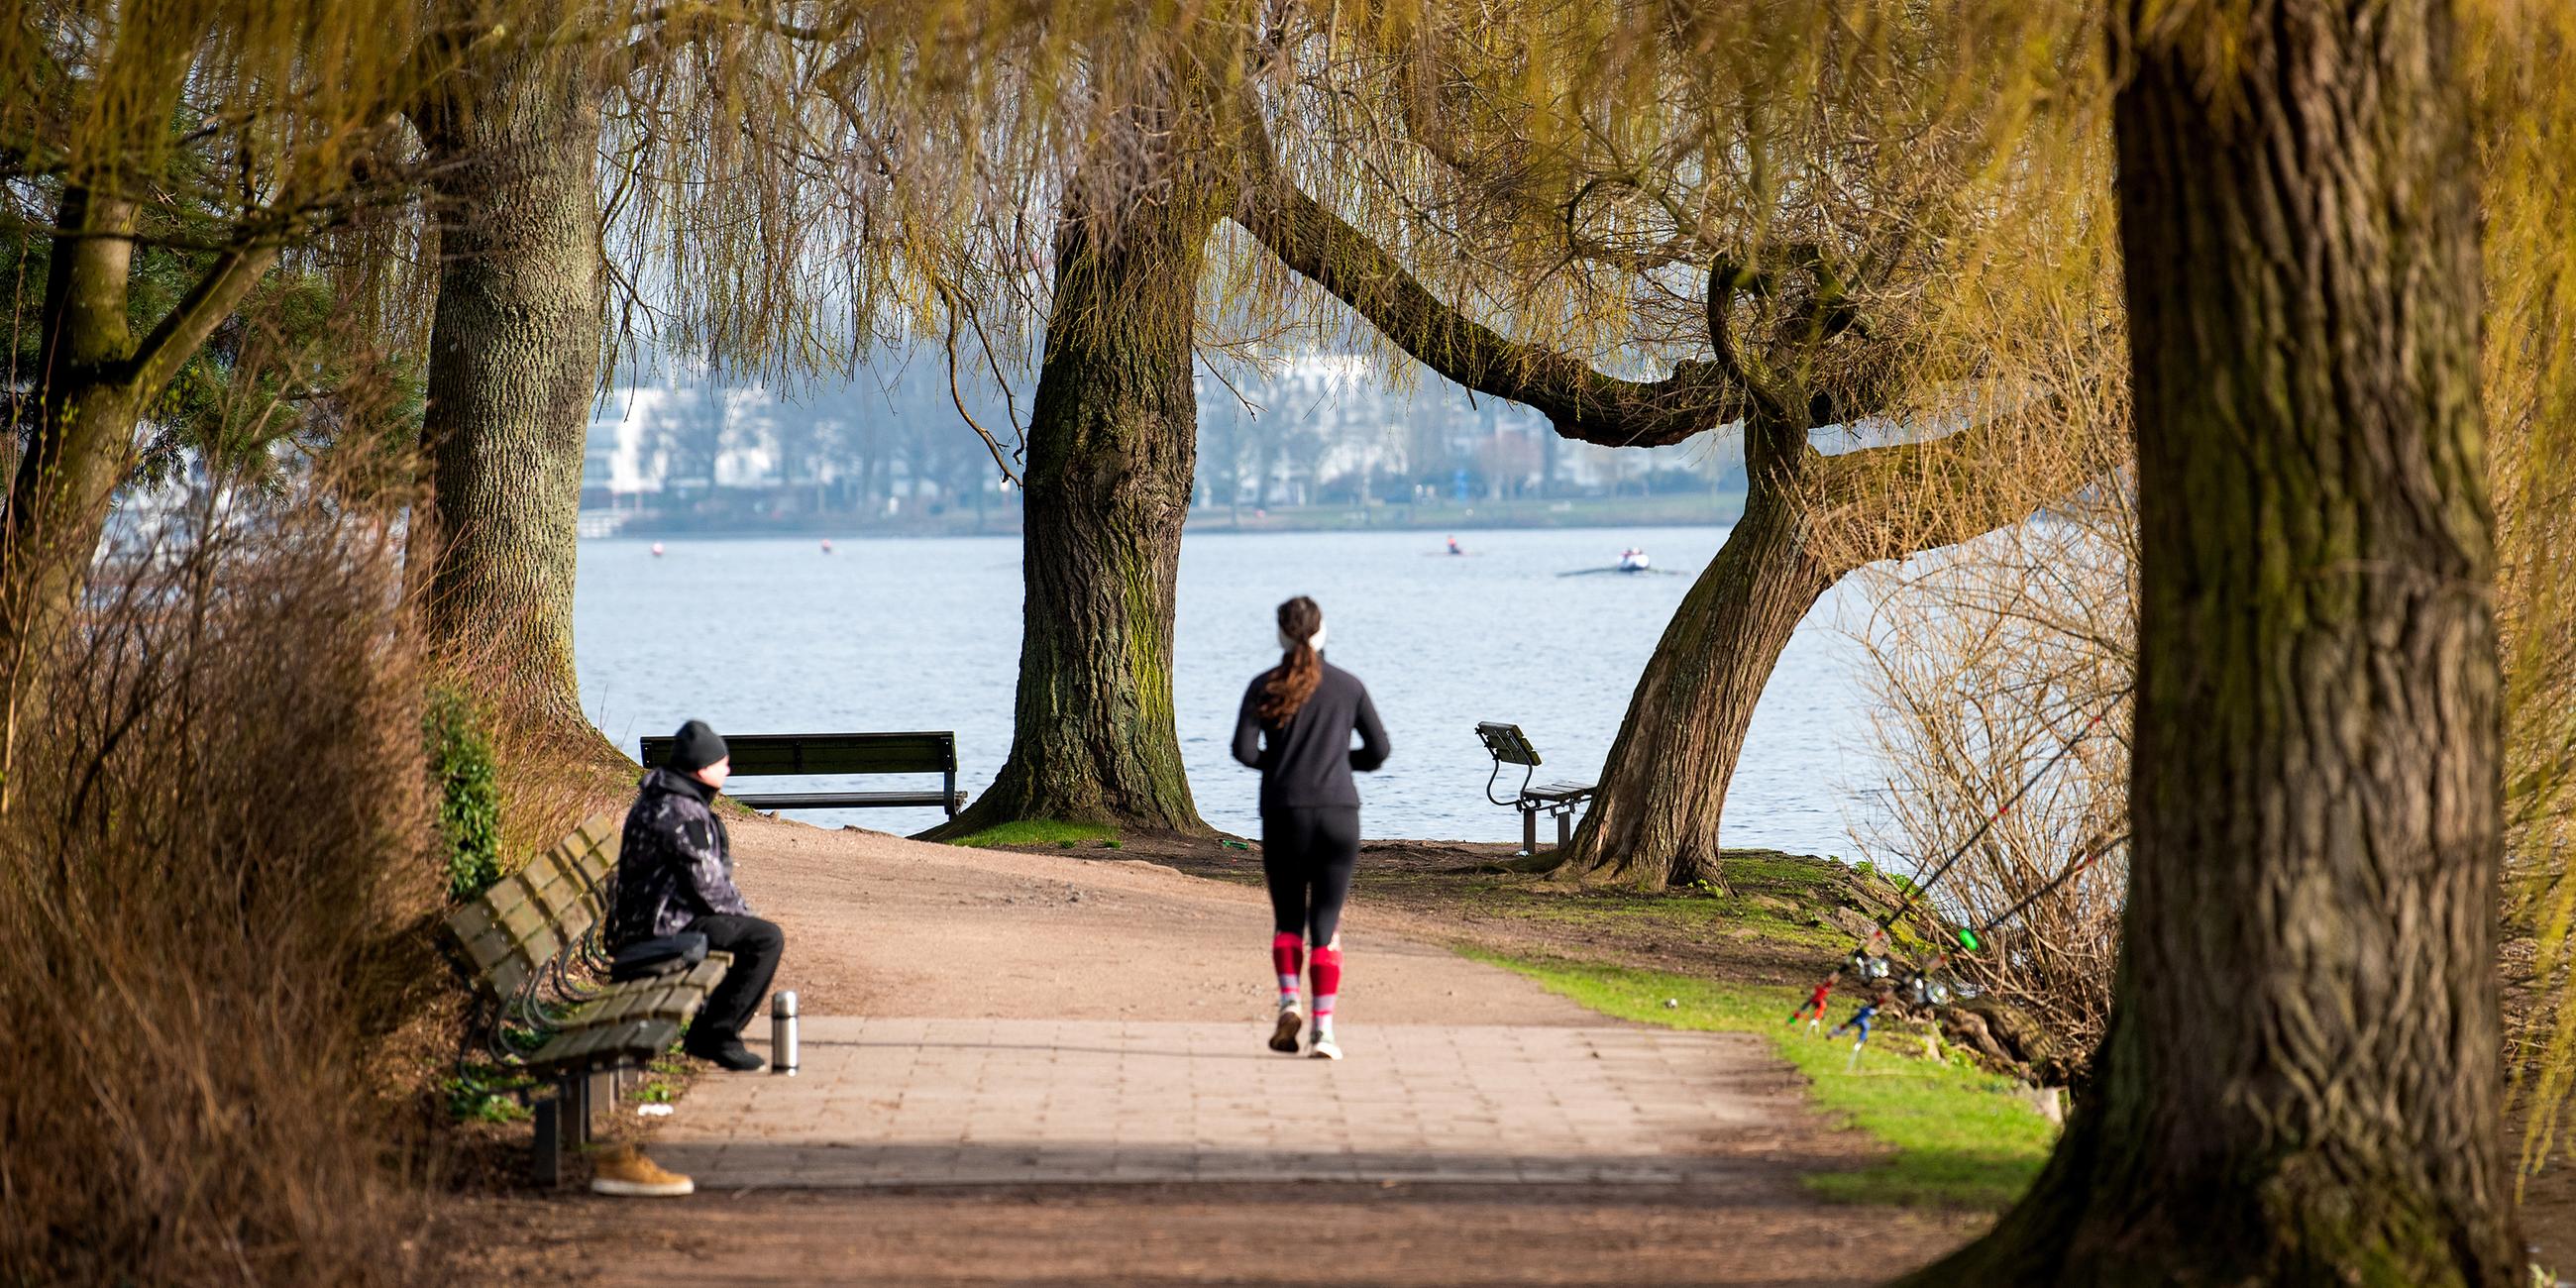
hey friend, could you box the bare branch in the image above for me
[939,287,1021,486]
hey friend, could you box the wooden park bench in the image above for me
[441,814,731,1184]
[640,730,966,818]
[1476,721,1599,856]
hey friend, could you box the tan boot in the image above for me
[590,1145,695,1197]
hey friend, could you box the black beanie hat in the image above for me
[666,719,729,773]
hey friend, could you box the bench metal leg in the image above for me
[533,1094,564,1187]
[574,1073,595,1145]
[1522,807,1538,857]
[589,1070,616,1125]
[1556,808,1573,852]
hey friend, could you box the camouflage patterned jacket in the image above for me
[608,768,751,946]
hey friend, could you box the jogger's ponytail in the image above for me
[1258,596,1326,722]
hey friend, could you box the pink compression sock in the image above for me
[1272,932,1306,1004]
[1310,944,1342,1023]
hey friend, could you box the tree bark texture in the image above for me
[932,176,1219,836]
[0,190,146,805]
[1904,1,2518,1282]
[413,47,608,746]
[1551,456,1837,888]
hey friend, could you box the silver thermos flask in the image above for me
[771,991,799,1076]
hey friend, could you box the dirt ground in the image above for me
[725,817,1598,1026]
[455,1184,1984,1287]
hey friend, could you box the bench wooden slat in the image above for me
[522,850,580,900]
[495,892,551,944]
[481,871,534,918]
[522,860,596,936]
[525,1013,686,1071]
[1524,782,1598,803]
[574,987,652,1027]
[641,731,956,776]
[445,904,504,963]
[729,790,968,810]
[1475,721,1544,767]
[524,1019,683,1079]
[485,954,532,1004]
[573,836,616,884]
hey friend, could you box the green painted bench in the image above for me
[441,814,728,1184]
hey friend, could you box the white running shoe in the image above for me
[1309,1032,1342,1061]
[1269,1005,1304,1053]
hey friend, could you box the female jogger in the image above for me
[1232,595,1390,1060]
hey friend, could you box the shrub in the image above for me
[0,487,440,1286]
[1848,484,2135,1068]
[425,684,503,902]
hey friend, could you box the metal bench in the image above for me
[1476,721,1599,856]
[639,730,966,817]
[440,814,730,1184]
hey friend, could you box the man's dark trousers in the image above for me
[685,913,785,1045]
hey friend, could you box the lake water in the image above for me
[573,526,1892,857]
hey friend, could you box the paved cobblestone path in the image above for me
[655,1019,1788,1188]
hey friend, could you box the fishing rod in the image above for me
[1956,830,2128,951]
[1797,692,2128,1040]
[1874,695,2123,945]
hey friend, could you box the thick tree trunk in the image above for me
[413,49,610,750]
[1904,2,2518,1283]
[0,190,146,802]
[1550,460,1835,887]
[931,176,1217,837]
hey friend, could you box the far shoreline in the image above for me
[583,491,1752,540]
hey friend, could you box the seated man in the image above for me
[609,719,784,1072]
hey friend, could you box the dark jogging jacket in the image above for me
[1232,660,1392,813]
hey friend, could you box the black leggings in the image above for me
[1261,806,1360,944]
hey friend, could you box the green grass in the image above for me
[941,819,1121,849]
[1389,850,1940,955]
[1471,951,2055,1210]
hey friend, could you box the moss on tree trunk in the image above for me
[412,46,612,754]
[1902,2,2521,1282]
[932,172,1219,837]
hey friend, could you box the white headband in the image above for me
[1278,621,1328,652]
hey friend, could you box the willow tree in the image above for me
[929,17,1288,836]
[1907,0,2522,1279]
[941,124,1228,834]
[405,3,620,747]
[402,0,1039,755]
[0,0,470,803]
[404,3,883,751]
[2472,0,2576,1193]
[1234,0,2116,887]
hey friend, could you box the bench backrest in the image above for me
[1476,721,1543,767]
[444,813,622,1002]
[638,731,957,778]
